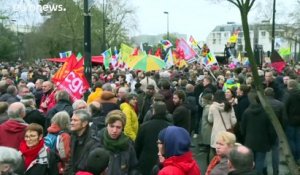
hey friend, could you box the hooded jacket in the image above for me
[0,118,27,149]
[158,126,201,175]
[120,102,139,141]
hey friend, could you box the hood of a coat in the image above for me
[163,151,198,174]
[212,102,225,111]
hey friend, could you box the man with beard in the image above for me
[172,90,191,133]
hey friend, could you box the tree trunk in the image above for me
[239,4,299,175]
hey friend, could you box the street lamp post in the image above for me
[163,11,169,40]
[102,0,106,52]
[271,0,276,53]
[83,0,92,87]
[11,19,20,59]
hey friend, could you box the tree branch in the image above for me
[228,0,240,8]
[249,0,255,9]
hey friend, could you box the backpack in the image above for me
[44,131,63,152]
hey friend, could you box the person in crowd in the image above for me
[223,78,240,92]
[155,126,201,175]
[21,94,45,129]
[263,71,283,100]
[34,79,44,108]
[0,102,28,149]
[0,85,19,104]
[0,146,23,175]
[264,87,285,175]
[75,147,110,175]
[65,110,100,175]
[17,86,30,101]
[140,72,158,92]
[0,101,9,124]
[206,131,236,175]
[241,90,276,174]
[87,81,103,104]
[47,111,71,174]
[234,85,250,143]
[98,90,119,117]
[284,79,300,165]
[39,81,56,114]
[199,93,214,165]
[120,93,139,141]
[19,123,59,175]
[135,102,172,175]
[185,84,199,137]
[228,145,260,175]
[116,87,129,107]
[96,110,139,175]
[208,90,236,150]
[89,101,106,136]
[172,90,191,132]
[72,100,87,111]
[202,76,217,95]
[46,90,73,129]
[139,84,156,124]
[225,88,237,107]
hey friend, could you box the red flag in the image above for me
[270,50,286,73]
[52,54,78,84]
[56,71,90,101]
[155,48,162,57]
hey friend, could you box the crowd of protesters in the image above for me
[0,59,299,175]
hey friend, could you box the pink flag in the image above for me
[176,38,196,60]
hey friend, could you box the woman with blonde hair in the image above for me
[206,131,237,175]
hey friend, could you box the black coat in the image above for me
[135,117,171,175]
[285,89,300,126]
[24,149,59,175]
[172,103,191,133]
[65,127,100,175]
[24,107,45,129]
[46,100,73,129]
[241,104,276,152]
[101,102,119,117]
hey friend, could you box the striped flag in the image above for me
[164,49,174,69]
[59,51,72,58]
[189,36,198,47]
[160,40,173,51]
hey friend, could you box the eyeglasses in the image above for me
[25,135,38,139]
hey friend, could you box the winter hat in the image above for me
[86,147,110,175]
[158,126,191,158]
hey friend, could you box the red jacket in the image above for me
[158,151,201,175]
[39,90,56,114]
[0,119,27,149]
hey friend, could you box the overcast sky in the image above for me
[130,0,298,41]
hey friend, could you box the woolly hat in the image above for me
[86,147,110,175]
[158,126,191,158]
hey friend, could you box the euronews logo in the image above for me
[13,3,66,13]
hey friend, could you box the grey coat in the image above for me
[201,104,212,145]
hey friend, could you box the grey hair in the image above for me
[102,83,113,92]
[72,100,87,110]
[73,109,91,123]
[51,111,71,131]
[7,102,26,119]
[0,146,22,172]
[55,90,70,102]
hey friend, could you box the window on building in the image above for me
[261,31,266,37]
[220,27,224,31]
[213,39,216,44]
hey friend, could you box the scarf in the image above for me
[102,128,129,152]
[19,139,45,169]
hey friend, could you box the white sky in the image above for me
[130,0,298,41]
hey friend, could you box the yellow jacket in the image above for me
[87,88,103,104]
[120,102,139,141]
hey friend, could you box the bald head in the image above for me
[228,145,254,172]
[7,102,26,119]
